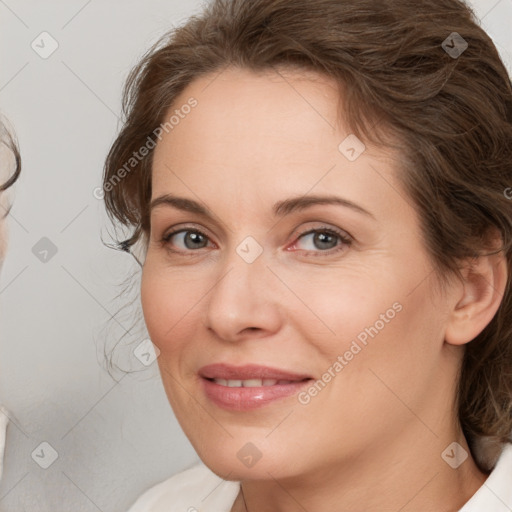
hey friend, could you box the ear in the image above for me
[445,242,508,346]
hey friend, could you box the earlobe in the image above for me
[445,247,508,346]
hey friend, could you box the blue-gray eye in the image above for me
[165,230,210,250]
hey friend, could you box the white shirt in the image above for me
[128,443,512,512]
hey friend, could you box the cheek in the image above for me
[141,267,187,349]
[287,261,445,387]
[325,280,447,418]
[275,264,404,355]
[140,269,166,343]
[140,265,213,360]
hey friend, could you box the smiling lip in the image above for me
[199,364,313,411]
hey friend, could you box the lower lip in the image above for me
[201,378,312,411]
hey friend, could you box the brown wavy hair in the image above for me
[103,0,512,470]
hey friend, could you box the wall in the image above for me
[0,0,510,510]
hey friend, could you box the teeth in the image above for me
[212,378,294,387]
[244,379,265,387]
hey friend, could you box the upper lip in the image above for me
[199,363,312,381]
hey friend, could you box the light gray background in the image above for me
[0,0,511,510]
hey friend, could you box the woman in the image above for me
[103,0,512,510]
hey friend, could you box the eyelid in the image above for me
[161,223,217,254]
[287,224,352,255]
[292,223,352,242]
[162,223,215,242]
[160,221,352,257]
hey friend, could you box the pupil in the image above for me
[315,232,336,250]
[186,232,206,249]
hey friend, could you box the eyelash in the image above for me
[160,224,352,257]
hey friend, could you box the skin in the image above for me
[141,66,507,512]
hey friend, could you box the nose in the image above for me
[203,245,283,343]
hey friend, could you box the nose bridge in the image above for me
[204,236,281,339]
[210,237,269,310]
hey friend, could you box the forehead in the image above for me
[150,66,404,216]
[153,67,340,169]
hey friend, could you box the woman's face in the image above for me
[142,67,461,480]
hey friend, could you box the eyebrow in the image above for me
[150,194,375,219]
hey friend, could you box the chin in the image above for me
[185,430,289,479]
[200,451,287,482]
